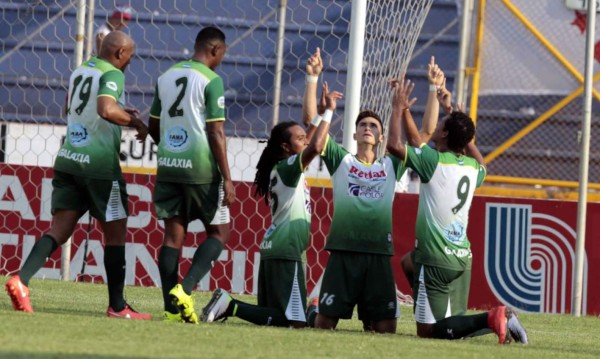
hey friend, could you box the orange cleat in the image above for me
[107,304,152,320]
[487,306,507,344]
[5,275,33,313]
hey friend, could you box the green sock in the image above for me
[19,234,58,286]
[232,299,289,327]
[158,245,180,313]
[104,245,126,311]
[432,313,489,340]
[181,237,223,294]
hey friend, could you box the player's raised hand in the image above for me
[428,56,444,88]
[389,74,417,110]
[436,77,453,114]
[325,87,343,111]
[306,47,323,76]
[317,81,328,115]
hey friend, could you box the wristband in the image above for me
[322,109,333,124]
[306,75,318,83]
[429,84,438,92]
[310,114,322,126]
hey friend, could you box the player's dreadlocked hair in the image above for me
[254,121,299,205]
[445,111,475,154]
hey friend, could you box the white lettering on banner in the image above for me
[57,148,90,164]
[158,157,193,168]
[0,176,35,220]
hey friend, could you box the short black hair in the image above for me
[355,110,383,133]
[444,111,475,153]
[195,26,226,49]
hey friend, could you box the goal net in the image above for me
[0,0,433,300]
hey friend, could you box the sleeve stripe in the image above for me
[97,94,117,101]
[206,118,225,123]
[149,114,160,119]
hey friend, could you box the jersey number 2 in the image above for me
[168,77,188,117]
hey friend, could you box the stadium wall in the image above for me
[1,163,598,315]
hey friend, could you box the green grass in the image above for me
[0,276,598,358]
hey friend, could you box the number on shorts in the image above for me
[67,75,93,115]
[451,176,470,214]
[168,77,188,117]
[320,293,335,306]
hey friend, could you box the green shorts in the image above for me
[318,251,398,322]
[413,262,471,324]
[51,170,128,222]
[257,259,307,322]
[154,181,230,225]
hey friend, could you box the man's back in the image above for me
[54,57,125,180]
[151,60,225,184]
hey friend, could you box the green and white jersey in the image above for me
[260,153,311,261]
[54,56,125,179]
[405,144,486,270]
[150,60,226,184]
[322,137,406,255]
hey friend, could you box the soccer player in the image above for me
[200,48,342,328]
[95,6,133,54]
[386,75,528,344]
[148,26,235,324]
[5,31,151,320]
[304,77,407,335]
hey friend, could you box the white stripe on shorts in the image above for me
[105,180,127,222]
[414,265,436,324]
[209,181,231,225]
[285,262,306,322]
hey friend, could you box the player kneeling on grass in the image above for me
[386,75,528,344]
[5,31,151,320]
[201,49,342,327]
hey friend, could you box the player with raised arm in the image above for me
[148,26,235,324]
[5,31,150,320]
[386,75,528,344]
[200,48,342,328]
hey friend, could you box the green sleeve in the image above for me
[385,152,407,181]
[476,165,487,187]
[276,154,303,187]
[98,70,124,101]
[405,144,439,183]
[205,76,225,121]
[321,136,349,175]
[149,84,161,118]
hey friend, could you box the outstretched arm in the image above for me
[387,75,417,160]
[302,48,323,141]
[301,82,343,169]
[420,56,444,143]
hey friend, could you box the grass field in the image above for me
[0,276,598,358]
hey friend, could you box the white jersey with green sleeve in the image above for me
[150,60,225,184]
[54,56,125,179]
[259,153,311,261]
[405,144,486,270]
[322,137,406,255]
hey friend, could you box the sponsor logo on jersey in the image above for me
[259,240,272,250]
[444,222,465,243]
[106,81,118,92]
[415,148,422,155]
[88,61,96,67]
[57,148,91,164]
[443,246,471,258]
[217,96,225,109]
[158,157,193,168]
[164,125,190,152]
[347,183,384,199]
[348,165,386,181]
[183,64,191,68]
[68,123,90,147]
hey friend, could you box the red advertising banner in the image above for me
[1,164,598,315]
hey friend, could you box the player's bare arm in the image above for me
[302,47,323,141]
[302,81,343,169]
[387,75,417,159]
[421,56,444,143]
[207,120,235,206]
[97,96,147,142]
